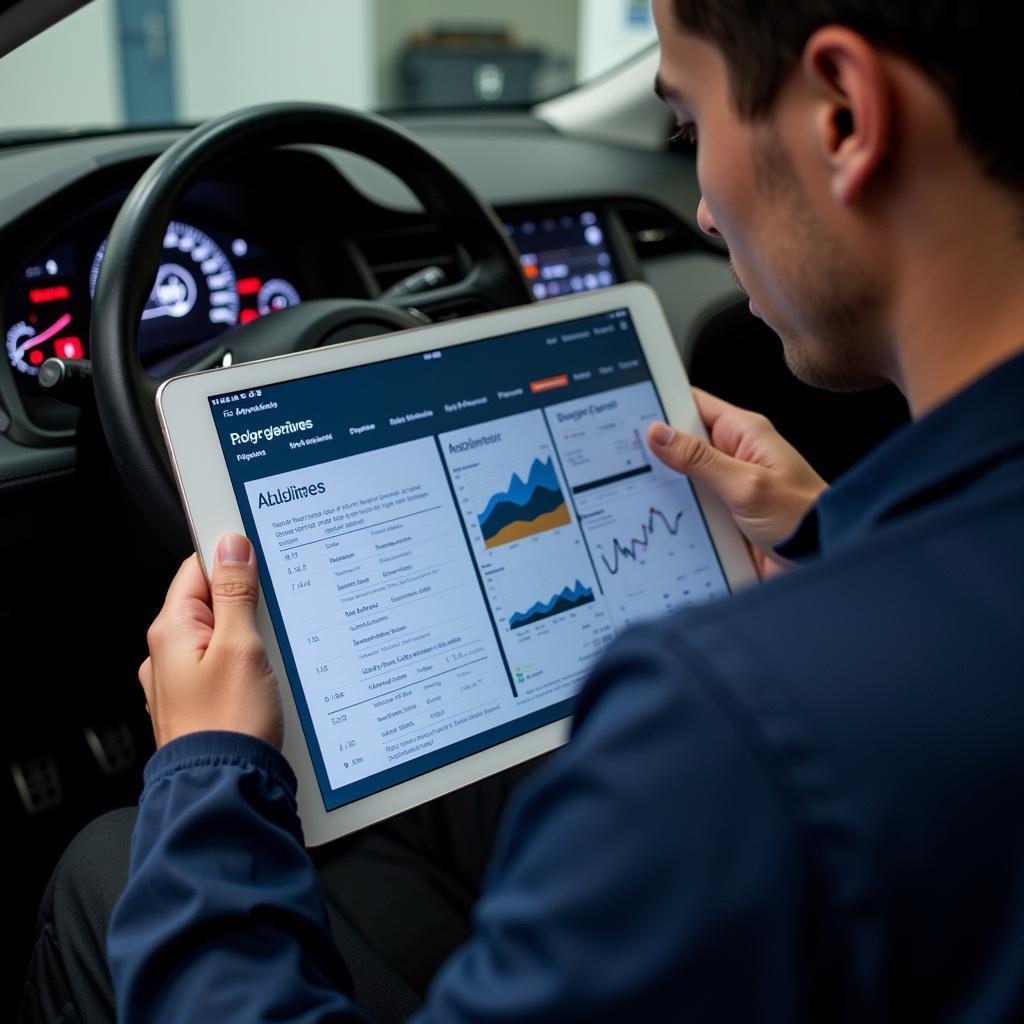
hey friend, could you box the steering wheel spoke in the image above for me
[390,263,529,321]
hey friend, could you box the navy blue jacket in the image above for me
[108,352,1024,1021]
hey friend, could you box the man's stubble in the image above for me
[748,124,890,393]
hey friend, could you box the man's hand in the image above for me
[138,533,283,749]
[647,388,828,577]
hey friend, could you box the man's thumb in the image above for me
[647,422,743,501]
[211,533,261,633]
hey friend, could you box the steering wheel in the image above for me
[90,103,531,554]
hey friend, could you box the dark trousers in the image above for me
[19,757,543,1024]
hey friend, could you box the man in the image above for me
[26,0,1024,1019]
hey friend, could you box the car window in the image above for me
[0,0,658,133]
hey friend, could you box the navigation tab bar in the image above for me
[215,308,652,483]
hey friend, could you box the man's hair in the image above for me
[671,0,1024,199]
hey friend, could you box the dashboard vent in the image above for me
[615,201,688,258]
[352,221,462,294]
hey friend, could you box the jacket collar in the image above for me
[776,350,1024,559]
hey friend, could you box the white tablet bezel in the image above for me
[156,282,759,845]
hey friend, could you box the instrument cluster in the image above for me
[4,201,303,388]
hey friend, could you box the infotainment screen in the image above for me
[504,209,619,300]
[208,308,730,810]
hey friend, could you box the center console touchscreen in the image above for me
[207,308,731,811]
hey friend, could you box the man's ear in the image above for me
[802,26,891,205]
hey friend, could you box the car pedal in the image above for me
[10,754,63,814]
[83,722,137,775]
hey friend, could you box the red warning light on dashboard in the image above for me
[29,350,44,366]
[237,277,261,296]
[529,374,569,394]
[55,337,83,359]
[29,285,70,304]
[239,309,259,324]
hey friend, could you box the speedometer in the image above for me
[90,221,239,333]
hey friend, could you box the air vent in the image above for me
[615,201,687,258]
[352,221,462,294]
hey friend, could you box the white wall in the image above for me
[171,0,375,122]
[0,0,123,131]
[577,0,657,82]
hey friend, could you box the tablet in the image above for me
[157,283,758,845]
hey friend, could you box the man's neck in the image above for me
[889,182,1024,419]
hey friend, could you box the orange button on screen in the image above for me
[530,374,569,394]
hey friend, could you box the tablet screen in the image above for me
[208,308,730,810]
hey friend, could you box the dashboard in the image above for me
[4,197,626,386]
[0,114,749,478]
[0,148,661,443]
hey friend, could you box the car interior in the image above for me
[1,0,911,1006]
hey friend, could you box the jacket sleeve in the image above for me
[107,730,367,1023]
[109,624,807,1022]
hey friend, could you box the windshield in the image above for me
[0,0,657,134]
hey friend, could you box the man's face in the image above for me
[653,0,887,391]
